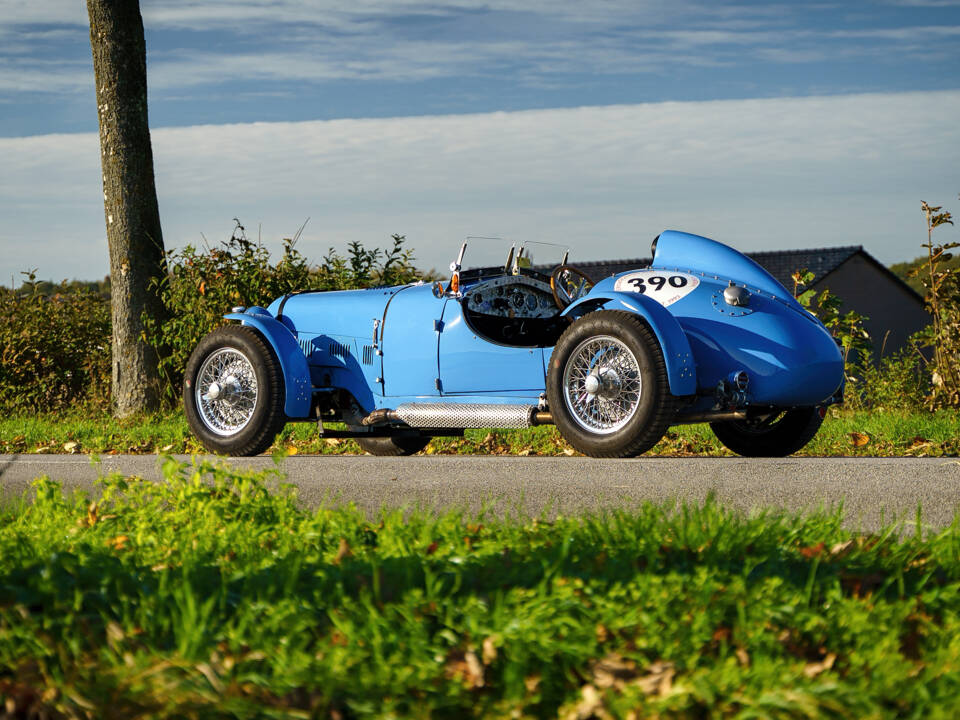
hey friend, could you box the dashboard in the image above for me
[462,275,557,319]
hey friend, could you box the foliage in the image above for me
[791,269,872,380]
[843,348,930,413]
[142,221,423,404]
[3,460,960,718]
[910,198,959,408]
[0,272,111,412]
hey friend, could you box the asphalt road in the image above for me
[2,454,959,530]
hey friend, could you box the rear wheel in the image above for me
[547,311,676,458]
[710,407,823,457]
[357,434,431,456]
[184,325,286,456]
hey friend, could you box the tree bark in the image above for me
[87,0,167,417]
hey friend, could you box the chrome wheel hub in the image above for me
[195,348,258,436]
[563,335,642,434]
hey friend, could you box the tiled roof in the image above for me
[745,246,862,292]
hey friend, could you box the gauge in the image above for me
[512,292,525,308]
[526,294,538,310]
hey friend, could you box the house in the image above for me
[565,245,930,361]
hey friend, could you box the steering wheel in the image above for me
[551,265,596,309]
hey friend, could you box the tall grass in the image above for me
[3,460,960,717]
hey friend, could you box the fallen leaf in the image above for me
[482,636,497,665]
[445,649,484,688]
[107,535,129,551]
[849,431,870,447]
[562,448,575,456]
[595,624,610,644]
[63,441,78,453]
[633,661,675,696]
[518,448,533,456]
[160,444,174,453]
[830,540,855,558]
[735,647,750,667]
[426,541,439,555]
[333,538,352,564]
[324,438,341,447]
[803,652,837,678]
[799,542,826,559]
[286,445,298,455]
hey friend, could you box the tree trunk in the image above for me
[87,0,167,417]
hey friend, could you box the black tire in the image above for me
[710,407,823,457]
[546,310,676,458]
[357,434,431,456]
[183,325,286,456]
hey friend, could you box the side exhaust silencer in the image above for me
[362,403,552,429]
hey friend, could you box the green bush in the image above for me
[0,273,111,412]
[144,221,423,403]
[844,348,931,412]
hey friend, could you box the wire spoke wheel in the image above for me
[562,335,642,434]
[195,348,259,436]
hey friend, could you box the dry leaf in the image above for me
[562,447,576,456]
[849,431,870,447]
[595,624,610,643]
[160,444,174,452]
[830,540,855,558]
[800,542,826,559]
[482,636,497,665]
[108,535,129,551]
[803,652,837,678]
[633,661,675,696]
[324,438,341,447]
[735,647,750,667]
[63,441,78,453]
[333,538,352,564]
[286,445,298,455]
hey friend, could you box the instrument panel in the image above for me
[462,275,557,319]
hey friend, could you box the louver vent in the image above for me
[329,341,350,359]
[362,345,375,365]
[298,337,313,357]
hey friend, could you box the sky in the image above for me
[1,0,959,283]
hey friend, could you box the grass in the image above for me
[3,459,960,718]
[2,407,960,457]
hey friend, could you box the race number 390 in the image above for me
[613,271,699,307]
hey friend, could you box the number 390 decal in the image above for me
[613,271,699,307]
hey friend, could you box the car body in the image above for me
[183,230,844,457]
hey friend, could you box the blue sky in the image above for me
[1,0,959,281]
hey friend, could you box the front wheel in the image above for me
[710,407,823,457]
[546,310,676,458]
[183,325,286,456]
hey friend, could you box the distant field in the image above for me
[2,459,960,718]
[2,408,959,457]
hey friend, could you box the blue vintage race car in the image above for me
[183,230,844,458]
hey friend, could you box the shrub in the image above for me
[143,221,423,403]
[0,272,111,412]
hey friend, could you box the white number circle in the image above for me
[613,271,699,307]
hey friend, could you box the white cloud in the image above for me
[1,91,958,283]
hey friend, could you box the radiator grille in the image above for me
[362,345,375,365]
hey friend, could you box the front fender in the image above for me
[224,311,312,418]
[561,292,696,396]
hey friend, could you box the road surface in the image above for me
[2,454,959,530]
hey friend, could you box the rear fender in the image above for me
[224,311,311,417]
[561,292,696,396]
